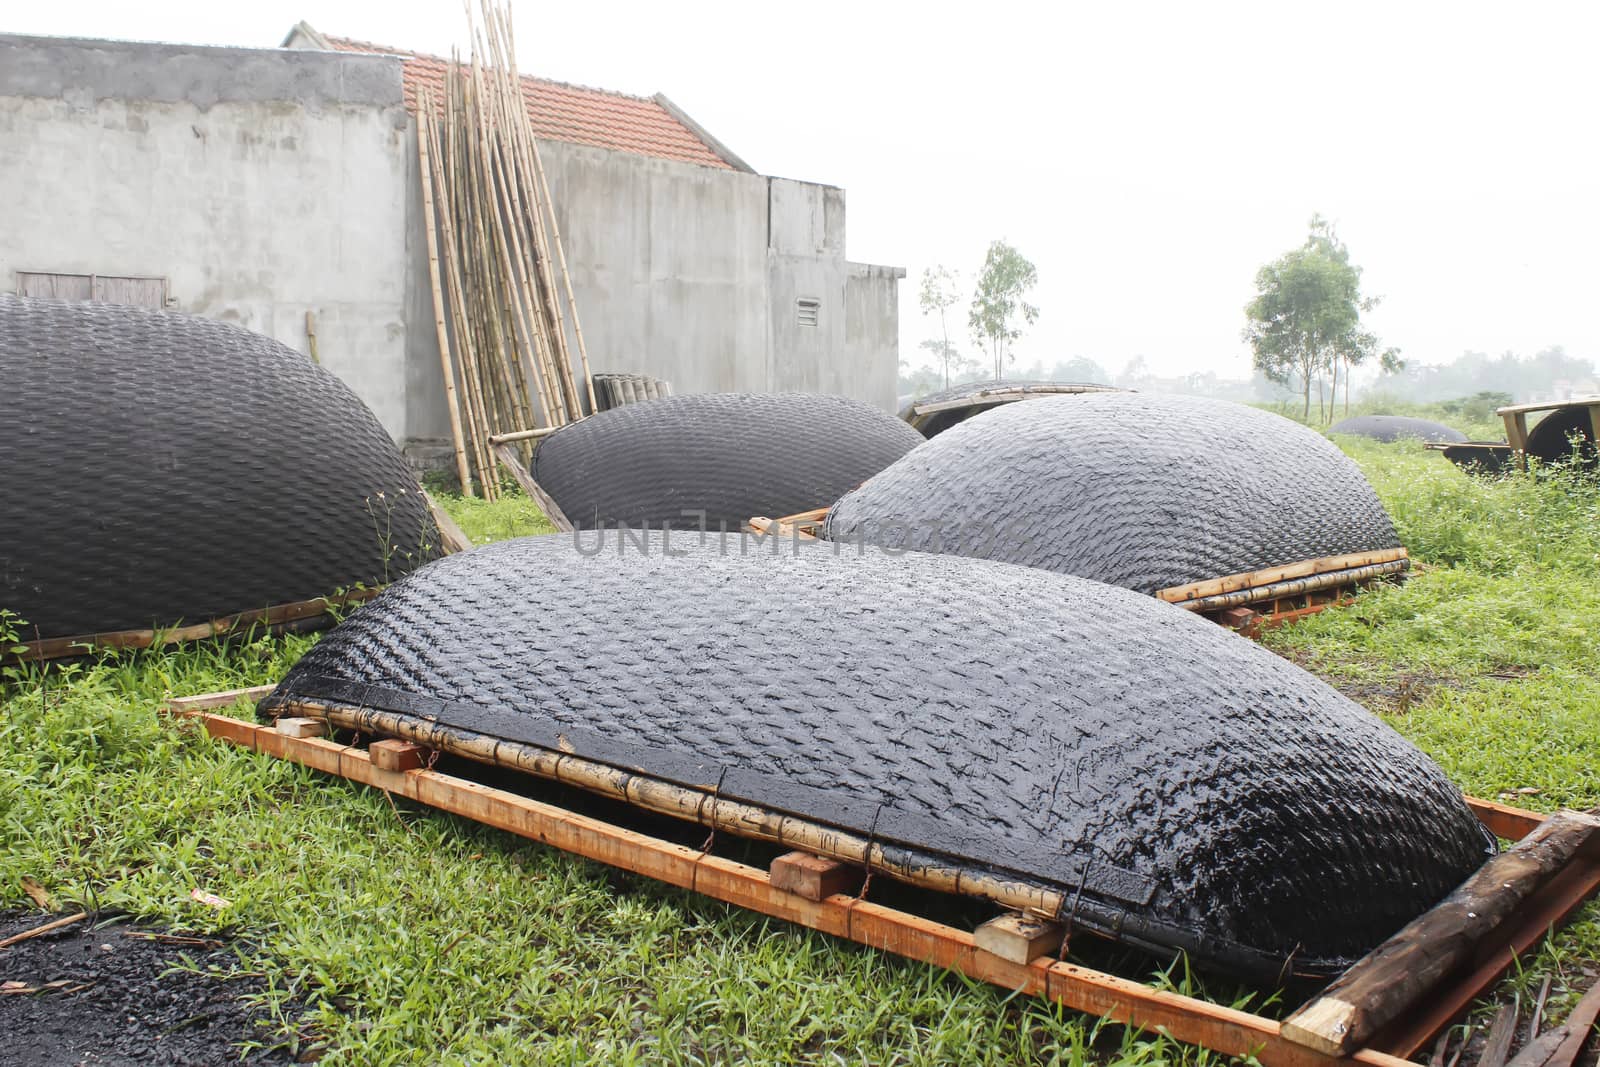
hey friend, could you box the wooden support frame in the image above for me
[159,687,1592,1067]
[5,589,381,665]
[1497,398,1600,472]
[744,507,829,541]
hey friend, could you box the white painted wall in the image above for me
[0,35,415,435]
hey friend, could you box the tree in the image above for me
[1052,356,1110,384]
[969,241,1039,381]
[917,338,973,387]
[918,266,966,388]
[1243,216,1395,422]
[1116,355,1151,390]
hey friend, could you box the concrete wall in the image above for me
[845,263,905,411]
[406,144,902,442]
[0,35,415,435]
[1,33,902,451]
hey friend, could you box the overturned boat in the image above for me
[529,392,923,530]
[899,378,1119,438]
[0,297,441,660]
[1329,414,1467,444]
[260,534,1493,981]
[825,392,1405,598]
[1524,403,1599,468]
[1435,442,1515,475]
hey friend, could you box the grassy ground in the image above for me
[3,431,1598,1064]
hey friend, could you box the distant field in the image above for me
[3,429,1596,1064]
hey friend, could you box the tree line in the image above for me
[910,219,1595,414]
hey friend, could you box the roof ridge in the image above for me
[322,33,659,105]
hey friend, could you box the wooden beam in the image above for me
[769,851,861,901]
[492,441,574,532]
[273,717,326,739]
[745,516,820,541]
[1464,797,1545,842]
[1505,411,1531,471]
[162,702,1415,1067]
[1495,398,1600,417]
[1214,606,1260,633]
[1367,853,1600,1057]
[1283,810,1600,1056]
[161,684,278,715]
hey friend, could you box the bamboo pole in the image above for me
[459,60,540,438]
[436,77,496,498]
[422,0,599,494]
[1172,560,1410,613]
[469,45,552,431]
[485,3,583,419]
[416,99,475,497]
[482,46,565,428]
[489,426,562,445]
[473,49,550,435]
[503,9,597,413]
[480,10,571,425]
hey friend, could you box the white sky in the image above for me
[8,1,1599,380]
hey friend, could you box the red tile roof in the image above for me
[323,33,737,170]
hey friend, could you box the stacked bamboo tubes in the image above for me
[417,1,596,498]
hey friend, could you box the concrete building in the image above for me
[0,29,902,455]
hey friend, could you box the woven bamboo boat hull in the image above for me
[530,392,923,530]
[0,296,440,648]
[825,392,1402,596]
[261,534,1493,980]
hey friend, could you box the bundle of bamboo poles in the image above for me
[417,1,595,499]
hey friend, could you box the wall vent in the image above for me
[796,298,820,327]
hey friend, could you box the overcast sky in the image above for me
[9,1,1599,380]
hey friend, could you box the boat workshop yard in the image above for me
[3,424,1598,1066]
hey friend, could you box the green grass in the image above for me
[4,453,1600,1063]
[443,490,557,544]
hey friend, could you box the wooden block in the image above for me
[273,717,326,739]
[370,739,428,772]
[1214,607,1258,631]
[769,851,860,901]
[974,912,1066,964]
